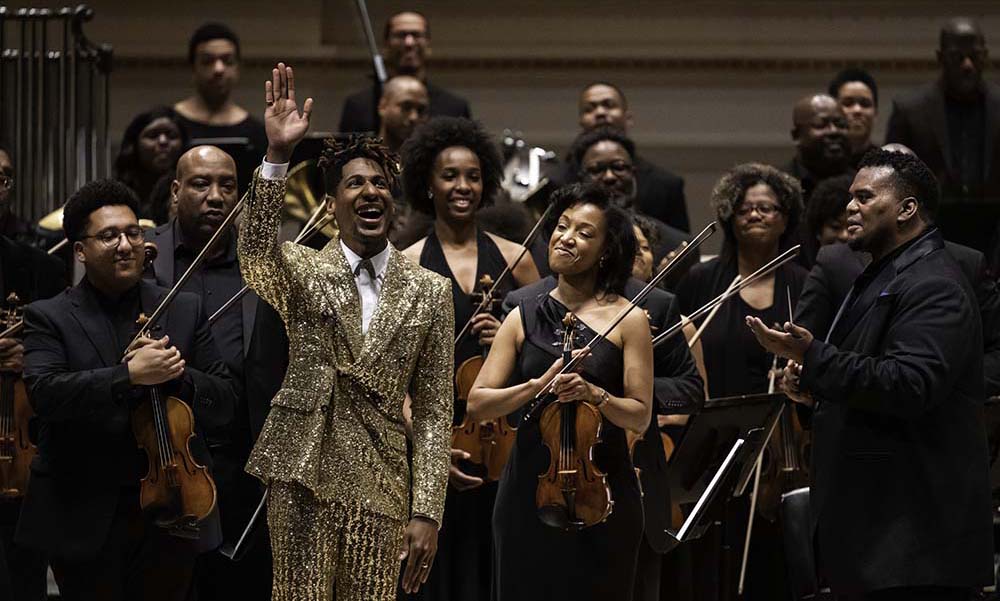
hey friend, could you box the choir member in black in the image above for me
[174,23,267,197]
[567,125,696,289]
[0,148,67,600]
[785,94,852,204]
[400,116,540,601]
[339,11,471,135]
[468,182,653,601]
[885,18,1000,255]
[143,145,288,600]
[675,163,807,601]
[575,82,690,233]
[114,107,189,224]
[16,179,236,601]
[828,68,879,168]
[750,148,994,601]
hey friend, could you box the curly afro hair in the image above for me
[711,163,803,252]
[399,116,503,215]
[63,179,140,242]
[806,173,854,240]
[567,125,636,176]
[858,147,939,222]
[318,134,400,196]
[547,182,637,297]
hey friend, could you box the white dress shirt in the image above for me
[261,158,388,335]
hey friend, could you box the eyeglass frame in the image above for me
[79,225,145,248]
[734,202,785,218]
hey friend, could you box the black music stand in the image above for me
[665,392,786,544]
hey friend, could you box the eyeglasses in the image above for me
[81,226,145,248]
[388,30,427,42]
[0,175,12,191]
[735,203,783,218]
[583,161,633,177]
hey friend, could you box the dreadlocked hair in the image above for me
[318,134,401,195]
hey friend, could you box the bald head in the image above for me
[378,76,429,150]
[941,17,984,47]
[938,17,988,99]
[171,145,238,246]
[791,94,849,175]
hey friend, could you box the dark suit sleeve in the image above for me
[795,255,837,337]
[22,303,133,421]
[800,276,978,418]
[653,296,704,414]
[173,296,237,431]
[884,99,911,145]
[973,259,1000,397]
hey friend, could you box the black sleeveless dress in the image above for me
[492,293,644,601]
[414,229,513,601]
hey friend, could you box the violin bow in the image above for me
[652,245,801,349]
[453,181,552,346]
[522,221,717,420]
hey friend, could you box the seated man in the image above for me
[339,11,470,134]
[16,179,236,601]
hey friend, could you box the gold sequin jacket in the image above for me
[239,174,454,526]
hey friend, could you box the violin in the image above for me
[536,313,612,530]
[0,293,33,498]
[127,242,217,537]
[452,274,516,482]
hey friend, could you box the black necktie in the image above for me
[354,258,377,281]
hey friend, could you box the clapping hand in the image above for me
[264,62,313,164]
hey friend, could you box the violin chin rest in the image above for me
[537,504,585,531]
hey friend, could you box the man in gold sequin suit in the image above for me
[238,63,454,601]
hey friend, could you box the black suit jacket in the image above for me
[799,230,993,593]
[634,157,690,233]
[0,236,67,304]
[797,240,1000,396]
[144,221,289,542]
[16,281,237,559]
[338,80,471,134]
[501,276,703,552]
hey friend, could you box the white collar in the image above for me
[340,239,391,279]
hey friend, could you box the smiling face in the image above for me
[793,95,849,170]
[172,146,238,246]
[430,146,483,222]
[732,183,788,250]
[548,202,608,277]
[385,12,429,75]
[330,157,394,255]
[836,81,876,150]
[75,205,145,295]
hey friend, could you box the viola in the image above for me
[536,312,612,530]
[452,274,516,482]
[755,353,809,521]
[0,293,33,498]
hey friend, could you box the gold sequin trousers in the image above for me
[268,481,405,601]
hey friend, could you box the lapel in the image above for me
[927,82,955,174]
[67,284,119,368]
[983,84,1000,181]
[149,222,175,287]
[318,239,364,360]
[360,246,413,359]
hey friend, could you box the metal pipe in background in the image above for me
[58,8,70,206]
[0,7,7,148]
[15,10,26,221]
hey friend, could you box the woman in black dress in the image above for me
[114,106,189,224]
[468,182,653,601]
[400,117,540,601]
[675,162,807,601]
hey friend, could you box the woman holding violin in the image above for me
[674,163,806,601]
[400,116,539,601]
[468,182,652,601]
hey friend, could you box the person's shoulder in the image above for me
[397,247,448,289]
[486,232,526,263]
[343,85,377,107]
[686,257,718,279]
[426,82,470,110]
[635,156,683,185]
[507,276,557,304]
[893,81,940,109]
[400,237,427,264]
[26,287,71,316]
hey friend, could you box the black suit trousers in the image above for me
[0,500,46,601]
[50,489,198,601]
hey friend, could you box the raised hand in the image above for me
[264,62,314,164]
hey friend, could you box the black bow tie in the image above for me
[353,258,377,281]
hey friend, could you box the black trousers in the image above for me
[840,586,973,601]
[632,538,662,601]
[49,490,199,601]
[0,500,47,601]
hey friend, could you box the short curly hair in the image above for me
[547,182,637,297]
[857,147,939,222]
[711,163,803,251]
[399,116,502,215]
[318,134,400,196]
[567,125,636,177]
[63,179,140,242]
[806,173,854,240]
[828,67,879,107]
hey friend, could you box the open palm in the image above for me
[264,62,313,162]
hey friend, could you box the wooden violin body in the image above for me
[0,293,33,498]
[756,403,810,522]
[452,355,516,482]
[536,399,611,530]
